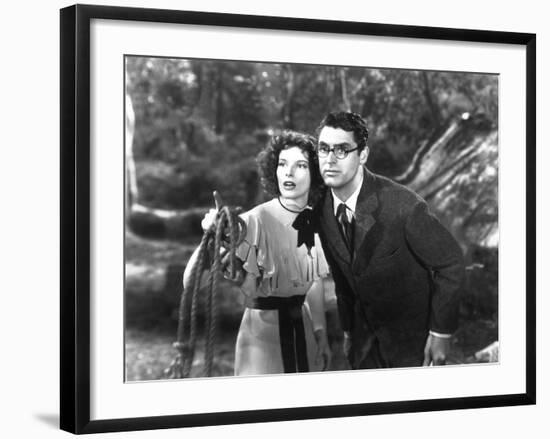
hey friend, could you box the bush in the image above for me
[461,246,498,320]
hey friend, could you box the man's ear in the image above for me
[359,146,369,165]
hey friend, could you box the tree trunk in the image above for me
[281,65,295,129]
[340,69,351,111]
[196,63,215,127]
[125,94,138,222]
[421,71,442,128]
[214,64,224,134]
[395,113,498,249]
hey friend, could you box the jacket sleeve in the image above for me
[404,201,465,334]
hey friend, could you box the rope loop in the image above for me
[165,196,246,379]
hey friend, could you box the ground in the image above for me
[125,317,498,381]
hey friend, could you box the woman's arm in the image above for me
[182,207,218,291]
[306,278,331,370]
[306,278,327,332]
[182,244,210,292]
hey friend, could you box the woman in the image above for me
[183,131,331,376]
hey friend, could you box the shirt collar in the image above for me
[331,170,364,219]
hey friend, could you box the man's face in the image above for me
[317,126,368,192]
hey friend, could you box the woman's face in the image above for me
[276,146,311,205]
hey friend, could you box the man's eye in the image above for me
[335,146,346,155]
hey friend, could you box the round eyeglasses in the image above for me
[317,144,359,159]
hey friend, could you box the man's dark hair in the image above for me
[256,130,325,206]
[316,111,369,152]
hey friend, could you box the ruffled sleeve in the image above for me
[311,233,330,281]
[235,201,330,293]
[234,209,276,279]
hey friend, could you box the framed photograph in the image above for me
[60,4,536,434]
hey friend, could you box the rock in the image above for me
[474,341,499,362]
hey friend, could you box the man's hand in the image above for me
[343,331,353,363]
[423,333,451,366]
[314,328,332,371]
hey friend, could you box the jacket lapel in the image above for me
[353,170,378,256]
[352,169,381,272]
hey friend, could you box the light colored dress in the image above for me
[233,198,329,376]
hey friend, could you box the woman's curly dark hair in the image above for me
[256,130,325,206]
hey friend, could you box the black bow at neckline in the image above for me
[291,208,317,255]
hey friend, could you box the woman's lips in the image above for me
[282,182,296,189]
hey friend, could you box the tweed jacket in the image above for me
[315,169,465,367]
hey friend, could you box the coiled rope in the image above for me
[165,192,246,379]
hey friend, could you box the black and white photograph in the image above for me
[56,3,536,434]
[124,56,499,381]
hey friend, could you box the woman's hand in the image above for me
[314,328,331,371]
[201,191,225,233]
[201,208,218,233]
[343,331,353,361]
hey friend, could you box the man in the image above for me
[314,111,464,368]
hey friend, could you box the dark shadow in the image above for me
[34,413,59,429]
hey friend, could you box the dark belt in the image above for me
[246,295,309,373]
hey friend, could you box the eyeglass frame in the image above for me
[316,143,360,159]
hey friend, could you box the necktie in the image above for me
[336,203,353,251]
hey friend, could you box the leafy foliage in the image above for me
[126,56,498,252]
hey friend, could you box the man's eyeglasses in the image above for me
[317,144,359,159]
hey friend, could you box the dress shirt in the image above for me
[331,172,363,222]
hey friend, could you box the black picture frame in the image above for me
[60,3,536,434]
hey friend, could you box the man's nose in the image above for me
[326,150,337,163]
